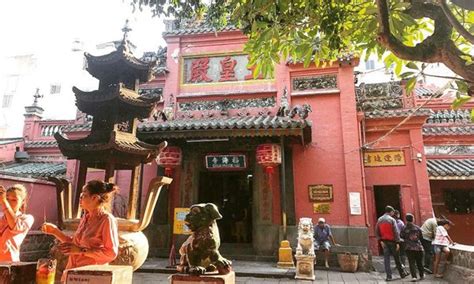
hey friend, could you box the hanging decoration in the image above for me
[156,146,182,176]
[256,144,282,174]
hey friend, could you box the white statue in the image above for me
[295,217,316,280]
[296,217,315,256]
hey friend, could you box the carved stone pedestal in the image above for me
[295,255,315,281]
[169,272,235,284]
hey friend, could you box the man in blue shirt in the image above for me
[314,217,338,268]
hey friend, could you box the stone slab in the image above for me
[169,271,235,284]
[65,265,133,284]
[0,261,36,284]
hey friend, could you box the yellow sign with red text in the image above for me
[173,208,191,235]
[363,150,405,167]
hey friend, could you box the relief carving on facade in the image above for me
[293,75,338,91]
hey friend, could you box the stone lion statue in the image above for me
[296,217,315,256]
[176,203,232,275]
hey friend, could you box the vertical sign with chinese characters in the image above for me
[363,150,405,167]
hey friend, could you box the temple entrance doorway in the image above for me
[198,171,253,244]
[374,185,401,218]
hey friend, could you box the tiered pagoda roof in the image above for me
[73,84,160,119]
[84,41,152,83]
[55,25,164,169]
[55,131,165,169]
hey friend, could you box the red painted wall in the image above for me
[430,180,474,245]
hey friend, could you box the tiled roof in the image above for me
[138,115,312,141]
[0,138,23,145]
[423,125,474,136]
[139,115,311,132]
[163,24,238,36]
[426,109,472,124]
[427,159,474,179]
[61,123,92,133]
[25,140,58,148]
[364,108,433,119]
[0,162,66,178]
[414,86,439,98]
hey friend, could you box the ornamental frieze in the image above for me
[138,87,163,100]
[183,55,264,84]
[356,82,403,111]
[178,97,276,112]
[292,75,338,91]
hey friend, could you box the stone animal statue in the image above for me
[289,104,312,119]
[296,217,315,256]
[177,203,232,275]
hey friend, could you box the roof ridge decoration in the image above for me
[163,18,238,36]
[426,109,472,124]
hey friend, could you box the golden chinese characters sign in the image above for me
[313,203,330,214]
[308,184,333,202]
[363,150,405,167]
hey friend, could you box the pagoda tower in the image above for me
[53,22,171,270]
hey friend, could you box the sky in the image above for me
[0,0,167,136]
[1,0,166,57]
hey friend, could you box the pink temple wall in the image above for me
[0,176,58,230]
[0,141,24,163]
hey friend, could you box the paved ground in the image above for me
[132,271,449,283]
[133,258,449,283]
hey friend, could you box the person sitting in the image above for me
[432,219,455,278]
[313,217,338,268]
[42,180,119,281]
[0,184,34,262]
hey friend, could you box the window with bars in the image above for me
[444,189,474,214]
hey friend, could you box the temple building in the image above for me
[0,21,473,260]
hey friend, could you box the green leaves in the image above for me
[452,95,472,109]
[405,77,417,95]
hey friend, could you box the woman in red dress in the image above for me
[0,184,34,262]
[42,180,119,281]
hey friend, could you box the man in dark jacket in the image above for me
[376,206,408,281]
[400,213,424,281]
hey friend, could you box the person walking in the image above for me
[394,210,406,266]
[420,217,438,273]
[432,220,455,278]
[400,213,424,282]
[0,184,34,262]
[375,205,408,281]
[42,180,119,282]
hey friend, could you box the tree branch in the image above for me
[440,0,474,44]
[375,0,474,82]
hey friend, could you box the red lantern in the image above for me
[256,143,282,174]
[156,146,182,176]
